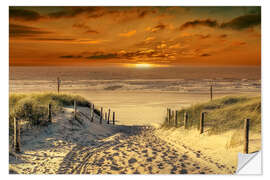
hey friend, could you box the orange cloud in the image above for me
[118,30,137,37]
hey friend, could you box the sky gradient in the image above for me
[9,6,261,66]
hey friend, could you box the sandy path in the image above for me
[9,106,231,174]
[56,127,228,174]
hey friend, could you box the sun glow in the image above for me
[135,63,152,68]
[123,63,170,68]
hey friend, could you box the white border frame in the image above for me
[2,0,269,180]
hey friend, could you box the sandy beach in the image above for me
[9,66,261,174]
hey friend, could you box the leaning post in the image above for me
[244,118,250,154]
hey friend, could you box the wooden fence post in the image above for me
[113,112,115,125]
[172,110,176,126]
[166,108,169,124]
[13,117,20,153]
[175,110,178,127]
[168,109,171,125]
[200,112,205,134]
[57,77,61,94]
[108,109,111,124]
[184,112,188,129]
[244,118,250,154]
[74,100,77,120]
[48,103,52,123]
[105,112,107,121]
[100,107,103,124]
[91,104,94,122]
[210,85,213,101]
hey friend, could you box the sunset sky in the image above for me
[9,6,261,66]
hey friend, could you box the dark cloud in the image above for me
[48,7,97,19]
[152,24,166,32]
[59,49,158,60]
[47,7,156,21]
[85,53,117,60]
[9,24,51,37]
[220,14,261,30]
[200,53,211,57]
[138,9,156,18]
[59,55,83,59]
[180,19,218,30]
[9,8,43,21]
[180,14,261,31]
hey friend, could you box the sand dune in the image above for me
[9,106,234,174]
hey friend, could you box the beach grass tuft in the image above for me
[9,92,91,130]
[164,96,261,135]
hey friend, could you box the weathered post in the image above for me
[175,110,178,127]
[210,85,213,101]
[166,108,169,124]
[57,77,61,94]
[244,118,250,154]
[13,117,20,153]
[105,112,107,121]
[108,109,111,123]
[74,100,77,121]
[171,110,175,126]
[168,109,172,125]
[113,112,115,125]
[184,112,188,129]
[107,110,110,124]
[48,103,52,123]
[91,104,94,122]
[200,112,205,134]
[100,107,103,124]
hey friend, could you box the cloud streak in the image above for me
[180,19,218,30]
[9,8,43,21]
[180,14,261,31]
[220,14,261,30]
[9,24,51,37]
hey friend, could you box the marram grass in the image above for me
[9,92,91,129]
[164,96,261,135]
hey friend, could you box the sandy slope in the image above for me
[155,127,261,173]
[9,106,233,174]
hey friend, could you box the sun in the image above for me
[135,63,152,68]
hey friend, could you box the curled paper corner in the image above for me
[235,151,262,175]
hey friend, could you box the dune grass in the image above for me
[164,96,261,135]
[9,92,91,130]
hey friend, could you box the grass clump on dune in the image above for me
[164,96,261,135]
[9,92,91,129]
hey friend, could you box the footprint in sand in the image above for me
[142,150,147,153]
[128,158,137,164]
[180,169,188,174]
